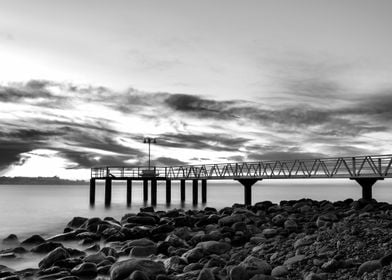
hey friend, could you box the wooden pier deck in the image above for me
[90,154,392,206]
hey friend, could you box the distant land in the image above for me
[0,176,88,185]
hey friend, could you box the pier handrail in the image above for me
[91,154,392,180]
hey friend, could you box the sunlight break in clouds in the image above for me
[0,80,391,179]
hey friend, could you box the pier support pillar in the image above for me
[180,180,186,202]
[126,179,132,205]
[351,177,383,201]
[192,179,198,205]
[166,180,171,204]
[105,178,112,206]
[236,179,259,206]
[151,179,157,205]
[89,179,95,205]
[143,179,148,201]
[201,179,207,203]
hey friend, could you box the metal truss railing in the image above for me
[91,154,392,180]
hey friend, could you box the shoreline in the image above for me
[1,198,392,279]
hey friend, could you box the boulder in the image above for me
[21,234,46,245]
[240,256,271,276]
[39,247,70,269]
[129,270,150,280]
[229,265,248,280]
[31,242,64,254]
[2,234,19,245]
[271,265,288,277]
[182,247,204,263]
[110,259,165,280]
[71,262,97,277]
[129,245,157,257]
[196,241,231,255]
[357,260,382,276]
[197,268,215,280]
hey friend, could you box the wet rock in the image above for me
[66,217,88,229]
[271,265,288,277]
[125,216,157,225]
[129,245,157,257]
[229,265,248,280]
[31,242,64,254]
[83,252,106,264]
[196,241,231,255]
[97,265,112,275]
[218,214,244,227]
[2,234,19,245]
[110,259,165,280]
[321,259,341,273]
[39,247,70,269]
[21,234,46,245]
[164,256,183,273]
[283,219,298,232]
[38,271,71,279]
[283,255,306,266]
[240,256,271,277]
[262,229,278,239]
[71,262,97,277]
[197,268,215,280]
[357,260,382,276]
[182,247,204,263]
[85,244,100,252]
[129,270,150,280]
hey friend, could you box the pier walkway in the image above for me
[90,154,392,206]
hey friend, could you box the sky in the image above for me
[0,0,392,179]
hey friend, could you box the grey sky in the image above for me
[0,1,391,178]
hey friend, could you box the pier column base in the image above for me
[143,179,148,201]
[126,179,132,205]
[105,178,112,206]
[192,179,198,205]
[180,180,186,202]
[351,177,383,201]
[166,180,171,204]
[89,179,95,205]
[151,179,157,205]
[201,179,207,203]
[236,179,260,206]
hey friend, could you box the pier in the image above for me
[90,154,392,206]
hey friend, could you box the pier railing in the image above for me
[91,154,392,180]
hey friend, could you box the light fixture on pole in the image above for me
[143,137,156,169]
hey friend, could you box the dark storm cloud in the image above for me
[247,151,327,161]
[158,133,250,152]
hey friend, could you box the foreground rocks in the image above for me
[2,198,392,279]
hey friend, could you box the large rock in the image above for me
[271,265,288,277]
[218,214,244,227]
[67,217,88,229]
[31,242,64,254]
[129,270,150,280]
[239,256,271,276]
[129,245,157,257]
[182,247,204,263]
[196,241,231,255]
[2,234,19,245]
[110,259,165,280]
[357,260,382,276]
[197,268,215,280]
[83,252,106,264]
[283,255,306,266]
[21,234,46,245]
[229,265,248,280]
[71,262,97,277]
[39,247,70,269]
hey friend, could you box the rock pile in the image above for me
[2,198,392,279]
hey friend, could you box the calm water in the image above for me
[0,179,391,241]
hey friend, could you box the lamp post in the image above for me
[143,137,156,170]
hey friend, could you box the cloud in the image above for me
[154,157,187,166]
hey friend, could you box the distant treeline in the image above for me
[0,176,87,185]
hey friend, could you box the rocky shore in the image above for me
[2,198,392,280]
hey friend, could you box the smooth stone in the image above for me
[67,217,88,229]
[229,265,248,280]
[129,270,150,280]
[39,247,70,269]
[31,242,64,254]
[129,245,157,257]
[284,219,298,231]
[97,265,112,275]
[163,256,183,273]
[283,255,306,266]
[262,229,278,238]
[21,234,46,245]
[71,262,97,277]
[182,248,204,263]
[271,265,288,277]
[321,259,341,273]
[249,275,276,280]
[196,241,231,255]
[2,234,19,245]
[357,260,382,276]
[38,271,71,279]
[293,235,316,250]
[83,252,106,264]
[218,214,245,226]
[110,259,165,280]
[240,256,272,276]
[197,268,215,280]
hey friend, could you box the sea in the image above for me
[0,179,391,270]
